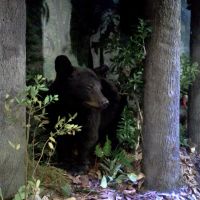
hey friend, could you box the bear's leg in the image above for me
[77,111,101,171]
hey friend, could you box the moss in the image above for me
[28,161,72,195]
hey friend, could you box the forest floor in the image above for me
[37,147,200,200]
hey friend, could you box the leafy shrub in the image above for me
[116,106,140,151]
[95,137,137,188]
[180,54,199,95]
[13,179,41,200]
[104,19,150,154]
[5,75,81,199]
[179,55,199,145]
[95,136,112,158]
[7,75,81,164]
[106,18,151,97]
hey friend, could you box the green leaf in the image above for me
[4,103,10,112]
[54,94,59,101]
[112,163,122,179]
[39,87,49,91]
[127,173,137,183]
[5,94,10,99]
[95,144,104,158]
[13,185,26,200]
[37,74,42,80]
[16,144,21,150]
[115,174,127,184]
[103,136,112,157]
[30,86,38,97]
[107,176,113,182]
[14,193,25,200]
[100,176,108,188]
[49,137,56,143]
[48,142,55,150]
[8,141,20,150]
[36,179,41,188]
[0,187,3,200]
[44,96,49,105]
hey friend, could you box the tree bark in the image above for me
[188,0,200,152]
[143,0,181,191]
[0,1,26,198]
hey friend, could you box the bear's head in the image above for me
[54,55,109,110]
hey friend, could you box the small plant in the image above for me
[100,172,138,189]
[106,18,151,96]
[95,136,112,158]
[117,106,140,151]
[6,75,57,169]
[95,137,136,188]
[13,179,41,200]
[32,113,82,176]
[104,19,150,155]
[7,75,81,162]
[5,75,81,198]
[94,20,150,189]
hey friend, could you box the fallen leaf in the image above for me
[80,175,89,187]
[72,175,82,185]
[65,198,76,200]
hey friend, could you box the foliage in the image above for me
[5,75,81,199]
[94,20,150,189]
[10,75,81,164]
[94,19,150,189]
[13,179,41,200]
[180,54,199,95]
[179,54,198,147]
[116,106,140,151]
[95,138,136,188]
[31,113,81,177]
[95,138,133,170]
[112,148,134,169]
[54,114,81,137]
[106,18,151,95]
[104,19,150,157]
[95,136,112,158]
[100,172,138,189]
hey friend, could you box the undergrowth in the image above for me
[93,18,151,188]
[95,137,137,188]
[4,75,81,200]
[179,54,199,147]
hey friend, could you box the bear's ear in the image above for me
[93,64,109,78]
[55,55,74,76]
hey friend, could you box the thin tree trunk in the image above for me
[143,0,181,191]
[188,0,200,152]
[0,1,26,198]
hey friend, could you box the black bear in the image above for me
[46,55,109,171]
[93,65,127,147]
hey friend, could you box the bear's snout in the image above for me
[100,98,109,109]
[83,97,109,109]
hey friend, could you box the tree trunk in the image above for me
[0,1,26,198]
[143,0,181,191]
[188,0,200,152]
